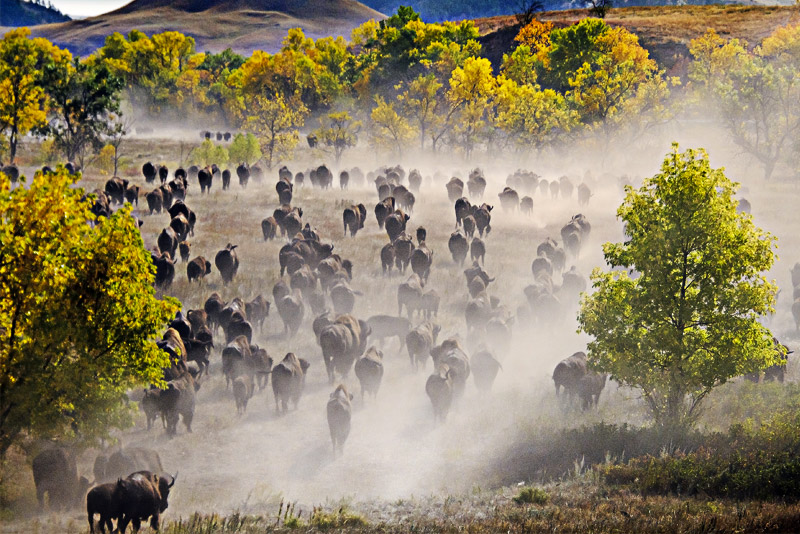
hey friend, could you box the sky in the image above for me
[46,0,132,18]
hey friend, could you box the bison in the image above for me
[215,243,239,285]
[186,256,211,283]
[32,447,89,510]
[115,471,176,534]
[271,353,311,413]
[327,384,354,457]
[448,231,468,266]
[405,321,441,371]
[354,347,384,401]
[426,365,454,424]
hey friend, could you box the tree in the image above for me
[104,113,133,176]
[689,27,800,180]
[228,132,262,166]
[495,76,576,153]
[0,28,67,163]
[515,0,544,27]
[587,0,613,18]
[440,57,496,155]
[369,96,413,155]
[397,73,443,151]
[190,139,228,168]
[42,57,123,168]
[0,168,179,456]
[578,145,780,432]
[243,93,306,169]
[312,111,361,164]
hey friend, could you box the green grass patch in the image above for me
[513,486,550,505]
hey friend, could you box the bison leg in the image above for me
[183,411,193,433]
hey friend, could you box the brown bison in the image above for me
[385,210,410,242]
[394,234,415,273]
[145,189,163,214]
[261,216,278,240]
[32,447,89,510]
[277,290,304,338]
[552,352,588,399]
[446,177,464,202]
[114,471,176,534]
[430,338,471,397]
[405,321,441,371]
[470,237,485,265]
[233,374,254,414]
[93,448,164,484]
[381,243,396,274]
[245,295,270,333]
[354,347,384,401]
[473,204,492,237]
[374,197,395,229]
[186,256,211,283]
[327,384,354,457]
[448,231,468,266]
[215,243,239,285]
[410,242,433,283]
[366,314,411,348]
[343,203,367,237]
[398,274,424,318]
[271,353,311,413]
[426,365,454,424]
[318,314,371,383]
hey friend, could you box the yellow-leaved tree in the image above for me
[0,28,69,163]
[0,168,179,456]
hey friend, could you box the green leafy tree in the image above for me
[578,145,780,432]
[0,168,179,456]
[312,111,361,164]
[228,132,262,166]
[42,57,123,168]
[190,138,228,167]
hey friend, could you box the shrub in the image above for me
[602,410,800,500]
[513,487,550,505]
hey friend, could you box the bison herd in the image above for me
[21,152,796,527]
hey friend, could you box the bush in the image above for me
[513,487,550,505]
[602,410,800,500]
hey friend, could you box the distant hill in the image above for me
[476,5,800,75]
[361,0,794,22]
[25,0,384,56]
[1,0,71,27]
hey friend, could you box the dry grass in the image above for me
[477,5,800,71]
[24,0,385,56]
[5,125,800,531]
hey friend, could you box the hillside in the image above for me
[477,4,800,74]
[25,0,384,56]
[361,0,793,22]
[1,0,70,27]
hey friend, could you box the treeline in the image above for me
[1,7,799,177]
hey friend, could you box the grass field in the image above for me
[3,128,800,531]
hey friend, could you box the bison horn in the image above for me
[169,472,178,488]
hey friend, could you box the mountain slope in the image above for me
[26,0,384,56]
[361,0,794,22]
[1,0,71,27]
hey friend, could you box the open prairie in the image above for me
[3,128,800,531]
